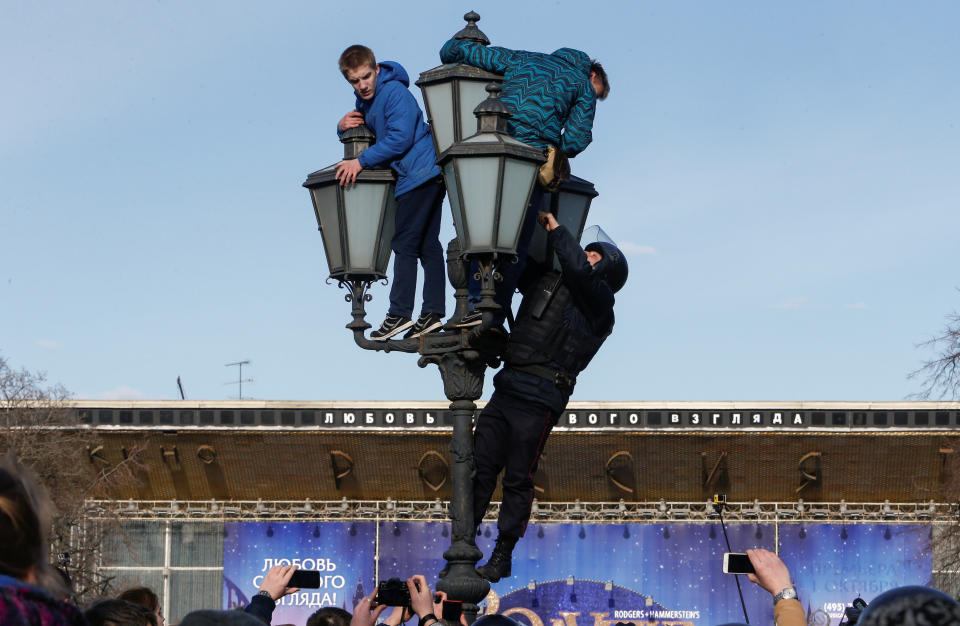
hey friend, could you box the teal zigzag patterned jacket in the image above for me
[440,38,597,157]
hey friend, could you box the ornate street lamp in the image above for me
[438,83,545,257]
[527,174,599,270]
[304,35,544,623]
[417,12,502,156]
[303,125,397,282]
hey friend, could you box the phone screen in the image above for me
[288,570,321,588]
[723,553,756,575]
[442,600,463,621]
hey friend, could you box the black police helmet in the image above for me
[584,241,628,293]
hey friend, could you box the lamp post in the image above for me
[303,43,543,622]
[527,175,599,270]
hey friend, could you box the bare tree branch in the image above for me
[909,310,960,400]
[0,353,146,603]
[909,303,960,592]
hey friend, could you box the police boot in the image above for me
[476,534,519,582]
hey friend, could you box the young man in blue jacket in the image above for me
[439,39,610,328]
[336,45,446,340]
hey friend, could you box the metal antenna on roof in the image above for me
[177,376,185,400]
[224,360,253,399]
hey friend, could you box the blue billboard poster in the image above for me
[223,521,376,624]
[779,523,932,624]
[474,521,777,626]
[378,521,449,582]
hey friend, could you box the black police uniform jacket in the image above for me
[493,224,616,413]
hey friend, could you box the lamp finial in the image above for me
[341,124,375,159]
[473,83,511,133]
[453,11,490,45]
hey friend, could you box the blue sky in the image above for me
[2,1,958,402]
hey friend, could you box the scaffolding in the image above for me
[85,497,953,523]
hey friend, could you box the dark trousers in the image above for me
[472,389,558,539]
[388,178,446,319]
[468,187,547,327]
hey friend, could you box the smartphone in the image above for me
[288,570,321,588]
[442,599,463,622]
[722,553,756,575]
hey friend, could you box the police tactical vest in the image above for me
[503,271,610,380]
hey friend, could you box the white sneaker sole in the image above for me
[371,320,413,341]
[406,320,443,339]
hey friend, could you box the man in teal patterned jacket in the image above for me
[440,38,609,326]
[439,39,609,157]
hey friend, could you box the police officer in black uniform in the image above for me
[472,210,629,582]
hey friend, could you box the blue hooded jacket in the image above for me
[339,61,441,197]
[440,39,597,157]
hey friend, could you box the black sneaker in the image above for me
[454,311,483,328]
[370,315,413,341]
[404,313,443,339]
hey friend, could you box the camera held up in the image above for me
[376,578,411,607]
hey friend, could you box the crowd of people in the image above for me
[0,452,469,625]
[4,453,960,625]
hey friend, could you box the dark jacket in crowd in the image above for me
[242,592,277,624]
[0,574,87,626]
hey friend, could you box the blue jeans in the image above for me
[388,177,446,319]
[468,187,547,327]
